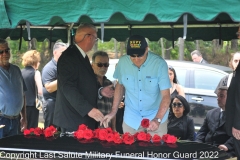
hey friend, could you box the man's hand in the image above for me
[147,119,160,132]
[118,102,124,108]
[232,127,240,140]
[88,108,104,122]
[218,145,228,151]
[101,111,117,128]
[101,84,114,98]
[20,118,27,132]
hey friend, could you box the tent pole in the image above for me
[19,25,23,51]
[219,24,222,45]
[171,25,174,49]
[67,23,74,45]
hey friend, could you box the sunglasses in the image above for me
[172,102,183,108]
[130,54,144,58]
[0,48,10,54]
[94,63,109,68]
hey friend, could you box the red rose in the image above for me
[106,133,114,142]
[23,129,30,135]
[106,127,113,133]
[44,128,53,137]
[162,134,177,144]
[141,118,149,128]
[137,131,147,141]
[123,133,135,145]
[49,125,57,133]
[98,129,108,141]
[133,132,139,139]
[162,134,170,142]
[74,130,84,139]
[29,128,35,133]
[78,124,87,130]
[44,126,57,137]
[145,133,152,142]
[83,129,93,140]
[113,133,122,144]
[34,127,43,136]
[93,128,100,138]
[152,134,161,143]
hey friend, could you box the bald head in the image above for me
[74,23,98,52]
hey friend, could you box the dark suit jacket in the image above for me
[225,63,240,136]
[53,45,98,131]
[196,108,235,156]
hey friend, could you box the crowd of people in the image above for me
[0,23,240,159]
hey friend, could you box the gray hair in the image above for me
[76,23,97,34]
[53,42,67,51]
[92,51,109,63]
[191,50,202,57]
[0,38,8,46]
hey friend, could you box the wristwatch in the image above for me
[154,118,162,123]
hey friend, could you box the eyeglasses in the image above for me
[0,48,10,54]
[130,54,144,58]
[86,34,99,41]
[172,102,183,108]
[94,63,109,68]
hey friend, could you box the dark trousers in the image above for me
[116,108,124,134]
[0,116,19,139]
[43,99,55,129]
[26,106,39,129]
[233,138,240,160]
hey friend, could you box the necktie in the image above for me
[219,111,225,126]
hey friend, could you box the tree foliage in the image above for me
[6,38,240,72]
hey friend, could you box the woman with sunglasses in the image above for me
[168,65,185,98]
[167,95,195,141]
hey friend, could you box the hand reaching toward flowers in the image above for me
[101,111,116,128]
[88,108,104,122]
[147,119,160,132]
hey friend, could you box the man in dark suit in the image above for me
[225,59,240,159]
[53,23,114,132]
[196,86,235,158]
[191,50,208,64]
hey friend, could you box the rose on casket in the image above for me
[24,125,57,137]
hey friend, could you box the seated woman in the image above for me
[168,65,185,98]
[167,95,195,141]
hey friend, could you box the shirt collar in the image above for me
[75,44,86,58]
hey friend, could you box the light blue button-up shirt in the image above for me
[0,64,27,116]
[114,52,171,130]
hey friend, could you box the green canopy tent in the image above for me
[0,0,240,43]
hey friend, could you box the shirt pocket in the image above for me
[122,75,135,91]
[144,77,158,94]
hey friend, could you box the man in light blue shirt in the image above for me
[102,35,171,136]
[0,38,27,138]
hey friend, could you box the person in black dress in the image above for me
[167,95,194,141]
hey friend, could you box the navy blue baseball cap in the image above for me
[127,35,148,56]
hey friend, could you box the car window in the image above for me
[194,69,226,90]
[174,68,187,87]
[105,64,115,81]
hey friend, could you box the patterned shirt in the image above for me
[97,76,113,126]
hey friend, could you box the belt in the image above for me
[47,99,55,101]
[0,113,19,119]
